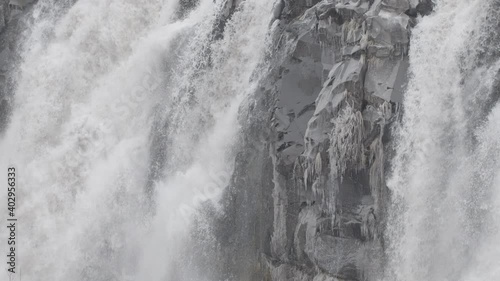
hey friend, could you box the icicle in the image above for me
[328,103,365,181]
[314,152,323,176]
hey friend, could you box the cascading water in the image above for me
[0,0,273,280]
[386,0,500,280]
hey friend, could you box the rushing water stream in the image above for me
[386,0,500,280]
[2,0,500,280]
[0,0,273,280]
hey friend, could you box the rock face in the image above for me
[0,0,45,133]
[263,1,404,279]
[0,0,20,134]
[211,0,432,280]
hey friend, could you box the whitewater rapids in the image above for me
[0,0,273,280]
[385,1,500,280]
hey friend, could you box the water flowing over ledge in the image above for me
[0,0,499,280]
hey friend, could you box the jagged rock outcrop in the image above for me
[213,0,433,280]
[264,2,400,280]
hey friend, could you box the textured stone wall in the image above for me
[213,0,433,280]
[264,0,435,280]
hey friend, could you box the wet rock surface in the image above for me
[212,0,433,280]
[257,1,416,280]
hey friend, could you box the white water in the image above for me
[386,1,500,280]
[0,0,273,280]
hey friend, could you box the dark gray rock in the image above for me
[416,0,434,16]
[364,57,408,103]
[381,0,409,13]
[176,0,200,19]
[0,4,6,32]
[308,235,361,280]
[258,0,408,280]
[0,46,12,72]
[272,0,286,21]
[203,0,415,280]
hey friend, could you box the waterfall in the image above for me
[386,0,500,280]
[0,0,273,280]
